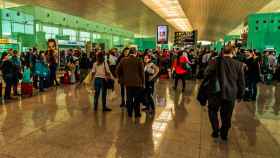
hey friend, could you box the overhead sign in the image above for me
[58,40,85,46]
[0,38,17,44]
[174,30,197,46]
[157,25,169,44]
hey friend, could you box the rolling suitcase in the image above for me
[21,83,33,96]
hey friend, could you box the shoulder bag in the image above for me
[104,63,115,90]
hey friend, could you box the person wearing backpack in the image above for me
[172,51,191,92]
[91,52,112,112]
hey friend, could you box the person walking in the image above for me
[205,46,245,141]
[172,51,191,92]
[91,52,112,112]
[142,54,159,114]
[116,48,145,118]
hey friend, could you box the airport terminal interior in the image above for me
[0,0,280,158]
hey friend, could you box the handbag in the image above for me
[103,63,115,90]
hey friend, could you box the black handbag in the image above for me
[104,63,115,90]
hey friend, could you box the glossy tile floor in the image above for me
[0,80,280,158]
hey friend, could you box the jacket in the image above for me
[172,56,190,75]
[220,56,245,100]
[116,55,144,88]
[204,56,245,101]
[144,63,159,82]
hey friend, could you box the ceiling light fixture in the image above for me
[142,0,192,31]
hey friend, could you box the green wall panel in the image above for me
[134,38,156,51]
[248,13,280,53]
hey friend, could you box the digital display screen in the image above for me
[157,25,168,44]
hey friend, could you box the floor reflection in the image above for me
[0,81,278,158]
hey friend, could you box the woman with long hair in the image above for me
[92,52,112,112]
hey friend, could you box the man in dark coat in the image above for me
[205,45,245,141]
[116,48,145,118]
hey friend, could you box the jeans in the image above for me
[94,77,107,109]
[208,96,235,138]
[39,76,45,91]
[50,65,59,86]
[4,79,12,99]
[120,83,126,105]
[174,74,186,90]
[126,87,142,117]
[144,81,155,110]
[13,79,18,95]
[248,78,258,100]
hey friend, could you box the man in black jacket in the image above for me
[244,50,260,101]
[205,46,245,141]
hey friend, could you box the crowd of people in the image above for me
[1,42,280,141]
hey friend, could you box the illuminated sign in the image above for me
[0,38,16,44]
[174,30,198,46]
[157,25,168,44]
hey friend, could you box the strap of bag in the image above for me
[103,62,110,78]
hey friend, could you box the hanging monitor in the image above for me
[157,25,168,44]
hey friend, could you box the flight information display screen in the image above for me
[157,25,169,44]
[174,30,197,46]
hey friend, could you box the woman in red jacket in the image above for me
[172,51,191,92]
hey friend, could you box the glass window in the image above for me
[113,36,120,45]
[80,31,90,41]
[2,20,11,36]
[13,22,24,33]
[92,33,101,40]
[36,24,40,32]
[43,25,59,39]
[63,28,76,41]
[25,24,34,34]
